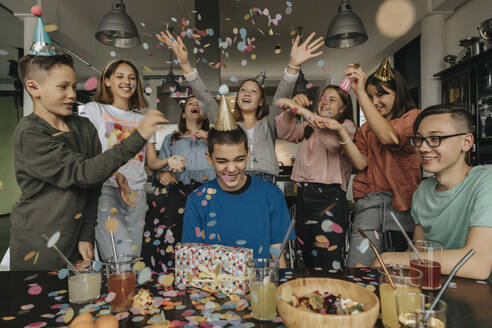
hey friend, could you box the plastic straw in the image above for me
[390,212,424,262]
[423,249,476,322]
[273,219,295,268]
[357,228,396,289]
[41,234,80,275]
[107,217,120,274]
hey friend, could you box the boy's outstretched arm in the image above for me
[17,110,167,189]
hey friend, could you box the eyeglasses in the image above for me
[409,133,467,147]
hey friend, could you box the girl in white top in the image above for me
[80,59,160,261]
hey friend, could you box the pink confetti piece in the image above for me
[105,291,116,302]
[476,280,488,284]
[24,322,47,328]
[84,77,98,91]
[331,222,343,234]
[296,236,304,245]
[160,207,165,213]
[194,227,201,238]
[179,189,186,196]
[152,200,157,208]
[306,83,313,89]
[27,284,42,295]
[201,200,208,206]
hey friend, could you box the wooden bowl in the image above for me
[276,278,380,328]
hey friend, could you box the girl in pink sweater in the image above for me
[275,85,357,269]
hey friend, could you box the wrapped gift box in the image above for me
[175,243,253,296]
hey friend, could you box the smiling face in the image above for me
[366,83,396,119]
[415,113,473,176]
[31,64,77,117]
[317,88,346,119]
[182,97,204,120]
[104,63,137,103]
[236,80,264,114]
[207,142,249,192]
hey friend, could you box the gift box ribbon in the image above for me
[187,263,248,297]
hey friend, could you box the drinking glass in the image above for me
[105,254,137,312]
[396,292,447,328]
[409,241,443,290]
[247,258,278,321]
[68,261,102,304]
[379,265,423,328]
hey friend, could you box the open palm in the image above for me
[289,32,324,67]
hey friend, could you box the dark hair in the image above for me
[413,105,473,134]
[365,69,416,119]
[94,59,148,109]
[233,79,268,121]
[207,127,248,154]
[171,96,210,143]
[18,54,74,85]
[304,85,354,139]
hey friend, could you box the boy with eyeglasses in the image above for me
[374,105,492,281]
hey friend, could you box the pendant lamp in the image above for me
[325,0,368,48]
[95,0,140,48]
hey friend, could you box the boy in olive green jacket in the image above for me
[10,54,167,270]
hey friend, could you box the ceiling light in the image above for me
[325,0,368,48]
[95,0,140,48]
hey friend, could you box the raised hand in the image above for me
[309,117,342,132]
[168,155,187,173]
[289,32,324,67]
[159,171,178,186]
[137,110,168,140]
[157,30,192,71]
[193,130,208,141]
[292,93,313,108]
[344,64,367,95]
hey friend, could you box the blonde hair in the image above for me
[93,59,148,109]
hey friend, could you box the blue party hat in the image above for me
[29,12,56,56]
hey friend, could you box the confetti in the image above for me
[57,268,68,279]
[43,24,58,32]
[0,49,8,55]
[143,65,153,72]
[219,84,229,95]
[74,213,83,220]
[236,239,247,246]
[241,59,247,66]
[143,42,149,49]
[63,308,74,323]
[24,251,36,261]
[317,60,325,67]
[138,267,152,285]
[110,51,116,57]
[207,220,217,227]
[133,261,146,271]
[332,260,341,270]
[315,235,328,243]
[46,231,60,248]
[28,284,42,295]
[358,238,370,254]
[105,217,119,232]
[331,222,343,234]
[105,291,116,302]
[321,219,334,232]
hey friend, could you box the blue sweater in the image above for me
[182,176,295,258]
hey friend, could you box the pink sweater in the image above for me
[276,113,356,191]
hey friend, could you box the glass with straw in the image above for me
[379,265,423,328]
[104,217,136,312]
[396,292,447,328]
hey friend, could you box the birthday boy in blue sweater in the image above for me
[181,97,295,267]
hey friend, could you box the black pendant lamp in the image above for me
[325,0,368,49]
[95,0,140,48]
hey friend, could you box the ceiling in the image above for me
[0,0,468,89]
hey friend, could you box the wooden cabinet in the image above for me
[435,49,492,164]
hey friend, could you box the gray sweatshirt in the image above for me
[186,68,298,176]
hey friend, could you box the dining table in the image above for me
[0,267,490,328]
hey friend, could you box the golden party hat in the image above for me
[373,57,395,82]
[215,95,237,131]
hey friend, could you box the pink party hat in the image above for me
[338,78,351,93]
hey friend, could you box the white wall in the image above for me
[445,0,492,56]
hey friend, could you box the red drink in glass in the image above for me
[410,259,441,290]
[108,271,136,312]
